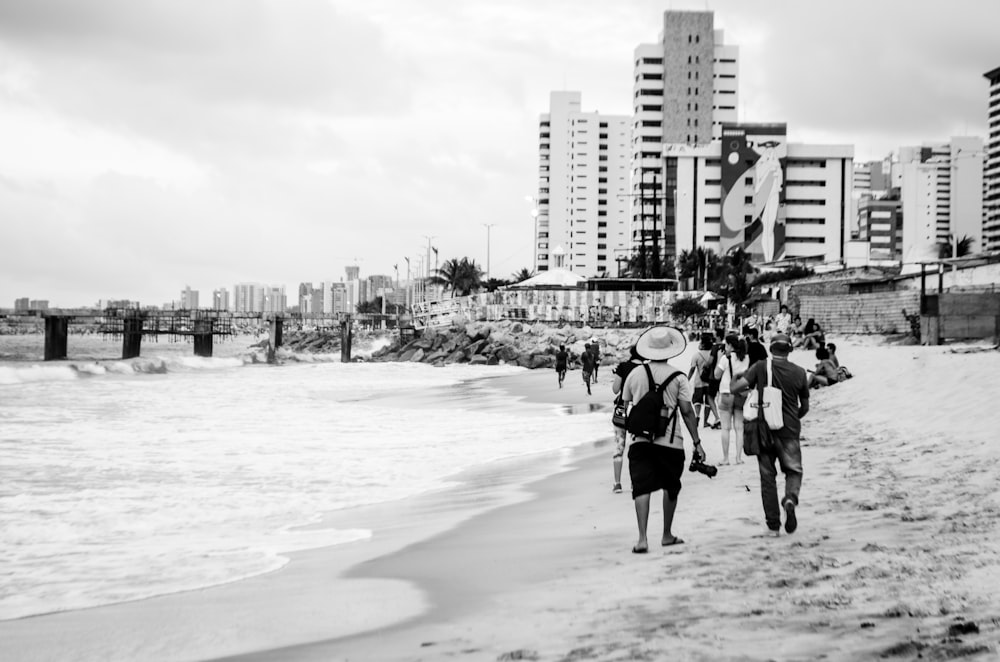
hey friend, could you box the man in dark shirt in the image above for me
[555,345,568,388]
[744,326,768,366]
[731,333,810,536]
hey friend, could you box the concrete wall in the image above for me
[798,291,920,334]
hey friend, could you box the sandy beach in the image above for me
[4,338,1000,661]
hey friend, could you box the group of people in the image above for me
[744,304,828,352]
[554,338,602,394]
[609,323,814,550]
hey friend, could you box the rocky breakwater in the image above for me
[370,320,647,369]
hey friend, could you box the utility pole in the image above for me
[423,235,436,280]
[482,223,495,280]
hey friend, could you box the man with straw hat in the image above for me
[620,325,706,553]
[731,333,810,536]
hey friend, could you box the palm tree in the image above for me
[939,235,975,259]
[510,267,534,283]
[428,257,484,296]
[713,247,756,304]
[678,247,719,290]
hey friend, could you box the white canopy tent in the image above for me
[507,268,588,289]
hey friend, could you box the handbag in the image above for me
[743,386,776,456]
[742,358,784,430]
[612,395,627,429]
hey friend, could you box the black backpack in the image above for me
[699,347,719,384]
[626,365,683,439]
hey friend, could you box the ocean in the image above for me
[0,334,609,621]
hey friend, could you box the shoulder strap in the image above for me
[643,363,655,393]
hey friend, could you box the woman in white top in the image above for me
[715,334,750,465]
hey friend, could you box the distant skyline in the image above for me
[1,0,997,307]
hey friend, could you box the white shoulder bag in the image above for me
[742,358,785,430]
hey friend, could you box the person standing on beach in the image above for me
[715,334,749,466]
[731,333,810,536]
[611,345,644,494]
[555,345,568,388]
[621,326,705,553]
[775,304,792,335]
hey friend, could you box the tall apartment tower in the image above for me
[900,138,984,262]
[534,91,630,276]
[631,10,739,261]
[985,66,1000,251]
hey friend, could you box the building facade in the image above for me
[180,286,199,310]
[986,66,1000,252]
[666,123,853,267]
[212,288,230,311]
[534,91,630,276]
[630,10,739,259]
[899,137,984,262]
[233,283,285,313]
[858,197,904,261]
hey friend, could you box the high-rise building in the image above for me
[985,66,1000,251]
[534,91,630,275]
[631,9,739,260]
[29,300,49,311]
[14,297,29,311]
[345,265,360,281]
[180,286,199,310]
[899,137,984,262]
[668,123,853,267]
[212,288,230,311]
[858,197,904,261]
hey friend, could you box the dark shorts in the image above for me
[706,380,720,397]
[627,443,685,500]
[692,387,707,403]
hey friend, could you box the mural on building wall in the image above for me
[721,125,788,263]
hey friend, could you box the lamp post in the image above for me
[482,223,495,280]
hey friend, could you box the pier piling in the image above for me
[122,316,143,359]
[43,316,69,361]
[193,319,214,357]
[341,315,352,363]
[267,315,283,364]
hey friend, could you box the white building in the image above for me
[233,283,285,313]
[180,286,199,310]
[630,10,739,259]
[666,123,853,267]
[212,287,230,311]
[534,91,630,276]
[985,66,1000,252]
[899,137,984,263]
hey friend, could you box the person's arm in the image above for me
[677,400,705,462]
[797,372,811,418]
[731,362,757,395]
[612,373,624,396]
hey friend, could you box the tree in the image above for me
[427,257,484,296]
[484,277,510,292]
[712,247,756,304]
[669,297,706,321]
[510,267,534,283]
[356,297,403,315]
[938,235,975,259]
[753,265,814,286]
[678,247,720,290]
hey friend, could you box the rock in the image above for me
[469,354,488,365]
[409,348,425,362]
[399,348,417,362]
[444,349,467,364]
[496,345,520,363]
[424,349,449,363]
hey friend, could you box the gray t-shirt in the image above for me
[621,361,692,448]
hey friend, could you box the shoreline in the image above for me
[0,367,610,661]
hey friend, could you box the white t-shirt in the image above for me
[621,361,693,448]
[717,353,749,394]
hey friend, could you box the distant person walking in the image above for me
[731,333,810,536]
[588,338,601,382]
[621,326,705,553]
[687,333,720,429]
[555,345,568,388]
[610,345,644,494]
[580,346,597,395]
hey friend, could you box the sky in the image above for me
[1,0,997,308]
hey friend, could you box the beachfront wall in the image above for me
[798,291,920,335]
[411,289,684,329]
[922,292,1000,343]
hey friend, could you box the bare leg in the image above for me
[707,394,721,426]
[613,456,623,485]
[719,405,732,464]
[661,492,679,544]
[634,493,651,552]
[734,409,745,463]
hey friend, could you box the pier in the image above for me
[0,309,399,362]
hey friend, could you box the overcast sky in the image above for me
[1,0,997,308]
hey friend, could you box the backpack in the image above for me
[625,365,683,439]
[699,348,719,384]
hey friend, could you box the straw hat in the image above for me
[635,325,687,361]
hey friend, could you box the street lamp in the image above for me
[482,223,496,280]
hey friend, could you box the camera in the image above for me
[689,459,718,478]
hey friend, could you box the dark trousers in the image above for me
[756,435,803,530]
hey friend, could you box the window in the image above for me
[598,210,607,216]
[598,232,607,238]
[788,237,826,244]
[537,242,548,249]
[791,200,826,206]
[597,244,607,249]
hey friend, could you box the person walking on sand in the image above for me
[715,334,749,466]
[621,326,706,553]
[731,333,810,536]
[688,333,721,430]
[580,346,597,395]
[611,345,644,494]
[588,338,601,383]
[555,345,568,388]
